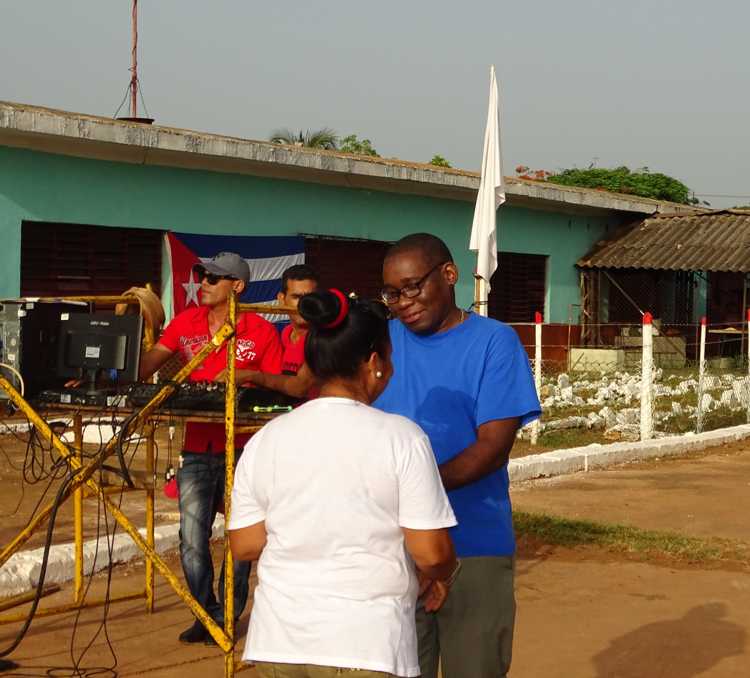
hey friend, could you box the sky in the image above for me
[1,1,749,208]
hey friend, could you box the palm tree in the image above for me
[269,128,338,150]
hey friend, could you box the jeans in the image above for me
[177,452,250,626]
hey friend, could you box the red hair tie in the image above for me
[324,289,349,329]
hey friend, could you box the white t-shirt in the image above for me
[228,397,456,677]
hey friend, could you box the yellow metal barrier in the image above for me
[0,291,294,675]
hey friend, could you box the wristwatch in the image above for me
[442,559,462,587]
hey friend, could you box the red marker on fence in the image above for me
[640,311,653,441]
[532,310,543,445]
[701,316,707,326]
[535,311,543,324]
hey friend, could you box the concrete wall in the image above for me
[0,145,618,321]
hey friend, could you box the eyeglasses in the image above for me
[196,268,236,286]
[380,261,448,305]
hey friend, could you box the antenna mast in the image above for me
[129,0,139,118]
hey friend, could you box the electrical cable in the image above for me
[111,84,131,119]
[0,362,25,397]
[71,410,148,676]
[0,406,123,675]
[0,466,82,657]
[71,413,147,676]
[62,413,123,677]
[115,411,137,489]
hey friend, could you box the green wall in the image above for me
[0,145,620,322]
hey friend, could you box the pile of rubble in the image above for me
[522,369,750,441]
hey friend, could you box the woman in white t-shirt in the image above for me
[228,289,458,678]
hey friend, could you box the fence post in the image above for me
[746,309,750,424]
[640,312,653,441]
[531,311,542,445]
[697,316,706,433]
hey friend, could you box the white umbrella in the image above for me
[469,65,506,316]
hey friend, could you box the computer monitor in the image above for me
[56,313,143,393]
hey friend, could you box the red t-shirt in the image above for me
[158,306,282,454]
[281,324,307,375]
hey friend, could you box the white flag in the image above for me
[469,65,506,291]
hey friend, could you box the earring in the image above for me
[375,371,383,378]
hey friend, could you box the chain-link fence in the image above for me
[515,315,750,449]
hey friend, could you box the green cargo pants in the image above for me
[416,556,516,678]
[254,663,396,677]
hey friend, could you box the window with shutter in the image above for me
[21,221,162,297]
[303,236,392,300]
[488,252,547,322]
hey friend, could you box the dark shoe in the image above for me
[178,621,208,644]
[203,618,239,646]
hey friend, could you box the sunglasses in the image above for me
[195,267,237,286]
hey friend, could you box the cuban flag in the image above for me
[165,232,305,323]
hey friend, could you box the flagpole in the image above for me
[475,276,488,317]
[469,65,504,319]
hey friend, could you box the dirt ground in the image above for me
[511,438,750,541]
[0,421,182,550]
[2,432,750,676]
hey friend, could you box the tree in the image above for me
[339,134,379,157]
[269,128,338,150]
[515,165,701,205]
[429,155,452,168]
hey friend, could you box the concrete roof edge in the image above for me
[0,100,693,215]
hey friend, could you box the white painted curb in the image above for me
[0,518,224,600]
[4,423,750,599]
[509,423,750,482]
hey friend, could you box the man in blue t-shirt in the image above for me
[375,233,540,678]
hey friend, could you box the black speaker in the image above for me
[0,300,86,399]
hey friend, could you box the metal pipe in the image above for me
[73,414,84,604]
[238,303,295,315]
[235,425,264,434]
[0,322,233,567]
[0,590,144,625]
[224,290,238,677]
[0,584,60,614]
[145,424,155,612]
[31,295,141,305]
[0,358,236,651]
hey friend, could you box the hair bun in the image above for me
[298,290,346,329]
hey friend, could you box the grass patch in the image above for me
[514,511,749,565]
[513,429,614,457]
[542,404,601,419]
[538,428,607,449]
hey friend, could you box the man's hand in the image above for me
[418,576,450,612]
[214,368,257,385]
[439,417,521,491]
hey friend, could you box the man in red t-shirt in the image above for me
[240,264,318,398]
[140,251,282,645]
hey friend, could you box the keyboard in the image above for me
[37,388,128,408]
[126,381,302,413]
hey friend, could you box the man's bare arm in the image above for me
[438,417,521,491]
[226,363,316,397]
[139,344,174,381]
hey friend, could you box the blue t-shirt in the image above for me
[375,313,541,557]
